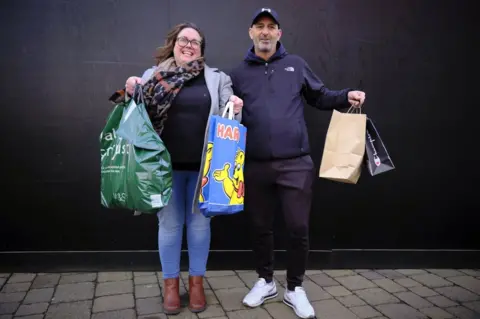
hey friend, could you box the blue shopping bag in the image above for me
[199,102,247,217]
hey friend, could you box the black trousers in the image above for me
[244,155,314,291]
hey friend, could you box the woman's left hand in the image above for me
[229,95,243,114]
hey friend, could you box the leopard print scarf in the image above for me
[140,57,205,135]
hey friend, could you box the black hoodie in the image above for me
[230,42,352,161]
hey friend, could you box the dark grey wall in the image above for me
[0,0,476,271]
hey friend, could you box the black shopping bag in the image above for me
[365,117,395,176]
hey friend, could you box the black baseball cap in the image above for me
[251,7,280,27]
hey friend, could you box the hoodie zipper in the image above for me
[264,62,273,158]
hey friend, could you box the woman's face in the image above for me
[173,27,202,65]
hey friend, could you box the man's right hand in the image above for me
[125,76,143,95]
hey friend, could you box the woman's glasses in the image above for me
[176,37,201,49]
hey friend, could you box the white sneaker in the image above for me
[242,278,278,307]
[283,287,315,319]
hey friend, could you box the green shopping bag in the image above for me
[100,87,173,213]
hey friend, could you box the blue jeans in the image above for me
[157,170,211,279]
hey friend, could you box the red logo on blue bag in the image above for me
[216,123,240,142]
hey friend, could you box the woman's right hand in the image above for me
[125,76,143,95]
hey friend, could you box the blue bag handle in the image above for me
[221,101,235,120]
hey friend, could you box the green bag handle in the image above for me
[123,84,146,122]
[133,84,145,105]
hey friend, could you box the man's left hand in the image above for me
[229,95,244,114]
[348,90,366,108]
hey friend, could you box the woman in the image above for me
[111,23,243,314]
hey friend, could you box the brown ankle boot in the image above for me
[188,276,206,312]
[163,277,181,315]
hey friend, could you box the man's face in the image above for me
[249,16,282,53]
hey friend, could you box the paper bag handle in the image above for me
[221,101,235,120]
[346,105,363,114]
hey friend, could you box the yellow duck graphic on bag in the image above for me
[212,148,245,205]
[199,143,213,203]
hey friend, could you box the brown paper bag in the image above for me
[319,108,367,184]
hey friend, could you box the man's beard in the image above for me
[256,39,272,52]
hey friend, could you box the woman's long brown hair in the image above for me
[154,22,206,65]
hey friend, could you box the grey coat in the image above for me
[140,64,242,214]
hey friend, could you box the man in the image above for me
[229,8,366,319]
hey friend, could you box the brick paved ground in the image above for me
[1,269,479,318]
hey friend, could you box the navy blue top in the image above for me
[230,42,352,161]
[162,70,211,171]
